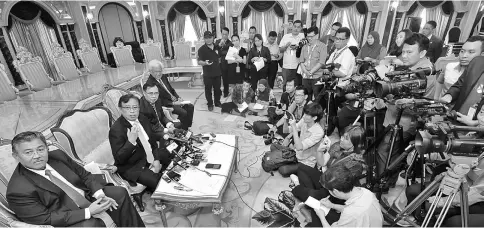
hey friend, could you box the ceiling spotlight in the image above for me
[218,6,225,13]
[391,1,399,11]
[142,10,149,18]
[86,13,93,20]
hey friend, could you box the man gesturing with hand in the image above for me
[109,94,173,212]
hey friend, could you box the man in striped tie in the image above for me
[7,131,145,227]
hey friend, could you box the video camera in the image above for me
[336,69,379,97]
[416,121,484,158]
[375,68,432,98]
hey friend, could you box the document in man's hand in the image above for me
[305,196,330,215]
[238,102,248,112]
[180,100,191,104]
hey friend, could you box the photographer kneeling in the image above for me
[269,86,310,138]
[276,103,324,177]
[376,34,434,182]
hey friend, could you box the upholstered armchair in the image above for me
[140,39,163,63]
[0,138,74,228]
[52,43,82,81]
[50,107,147,211]
[139,73,180,123]
[76,39,105,73]
[172,40,191,60]
[101,84,129,120]
[12,46,55,91]
[0,63,19,103]
[435,56,459,72]
[110,45,135,67]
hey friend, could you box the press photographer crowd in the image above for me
[197,19,484,227]
[6,17,484,228]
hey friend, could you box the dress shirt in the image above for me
[326,45,356,86]
[127,119,150,146]
[332,187,383,227]
[293,120,324,168]
[437,62,464,96]
[264,41,282,61]
[26,164,105,220]
[279,33,305,69]
[299,40,327,79]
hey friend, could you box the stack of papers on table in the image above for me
[178,170,225,195]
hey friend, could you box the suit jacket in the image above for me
[446,56,484,112]
[139,96,170,137]
[6,150,105,227]
[426,35,444,63]
[108,114,162,183]
[145,74,179,107]
[247,46,272,70]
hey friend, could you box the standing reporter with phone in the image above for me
[198,31,222,111]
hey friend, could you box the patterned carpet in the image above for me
[137,90,292,227]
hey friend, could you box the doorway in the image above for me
[98,3,136,54]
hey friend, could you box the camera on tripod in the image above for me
[416,121,484,158]
[375,67,432,98]
[336,69,379,97]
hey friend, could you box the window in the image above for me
[183,15,197,46]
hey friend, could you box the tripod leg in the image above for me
[391,175,443,226]
[422,189,443,228]
[460,181,470,227]
[434,193,457,228]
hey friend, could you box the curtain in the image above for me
[345,4,365,46]
[263,6,283,37]
[190,8,206,40]
[9,12,60,81]
[171,10,186,42]
[241,7,263,35]
[426,6,449,38]
[405,5,424,28]
[319,8,342,36]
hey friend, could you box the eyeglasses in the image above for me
[307,35,316,39]
[146,92,159,96]
[121,106,139,111]
[295,94,305,97]
[335,37,347,42]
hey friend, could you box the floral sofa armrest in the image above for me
[0,205,52,228]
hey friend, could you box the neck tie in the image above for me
[136,121,154,163]
[44,170,116,227]
[158,79,177,102]
[151,103,164,128]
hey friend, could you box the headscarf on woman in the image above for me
[359,31,383,59]
[256,79,271,102]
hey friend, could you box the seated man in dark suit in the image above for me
[145,60,194,130]
[7,131,144,227]
[140,81,181,137]
[109,94,172,194]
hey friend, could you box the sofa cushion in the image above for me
[82,140,114,165]
[56,108,111,162]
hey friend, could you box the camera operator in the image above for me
[377,34,434,180]
[276,102,324,177]
[439,37,484,127]
[404,154,484,227]
[299,26,327,100]
[434,36,484,102]
[269,85,310,137]
[318,27,356,135]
